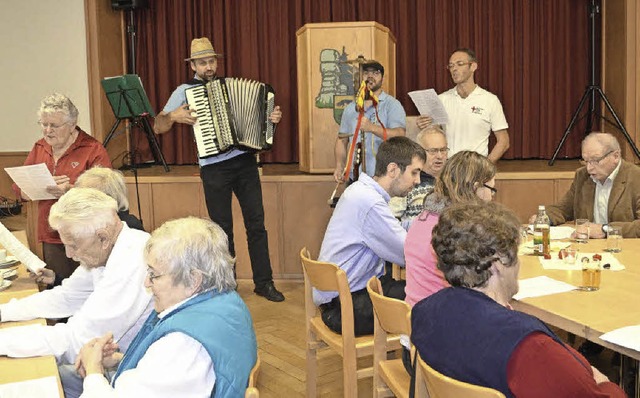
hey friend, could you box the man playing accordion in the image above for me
[154,37,285,302]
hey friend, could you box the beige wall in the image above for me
[0,0,90,152]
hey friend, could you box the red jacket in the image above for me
[13,128,112,243]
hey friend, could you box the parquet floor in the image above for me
[238,279,624,398]
[238,280,374,398]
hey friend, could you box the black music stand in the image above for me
[101,74,169,172]
[549,0,640,165]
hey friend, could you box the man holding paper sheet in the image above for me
[334,60,406,183]
[0,188,152,398]
[416,48,509,163]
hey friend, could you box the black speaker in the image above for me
[111,0,148,11]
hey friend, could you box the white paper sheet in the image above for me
[0,376,60,398]
[0,221,46,273]
[408,89,449,125]
[538,252,625,271]
[600,325,640,352]
[513,276,577,300]
[520,241,571,256]
[4,164,56,200]
[526,225,575,240]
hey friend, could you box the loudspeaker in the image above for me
[111,0,148,11]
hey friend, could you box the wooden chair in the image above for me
[367,276,412,398]
[300,247,401,398]
[244,355,261,398]
[416,354,506,398]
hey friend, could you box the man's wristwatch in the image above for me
[602,224,611,234]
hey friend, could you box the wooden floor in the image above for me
[238,279,374,397]
[239,279,622,398]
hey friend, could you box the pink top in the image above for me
[404,211,449,306]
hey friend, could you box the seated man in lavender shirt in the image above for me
[314,136,426,336]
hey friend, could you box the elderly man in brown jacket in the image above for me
[538,132,640,238]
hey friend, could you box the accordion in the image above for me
[185,77,276,159]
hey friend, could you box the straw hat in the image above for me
[185,37,223,61]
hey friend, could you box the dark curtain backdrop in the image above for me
[131,0,595,164]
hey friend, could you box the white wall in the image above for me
[0,0,89,152]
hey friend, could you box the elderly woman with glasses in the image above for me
[404,150,497,307]
[75,217,257,398]
[13,93,111,284]
[411,202,625,397]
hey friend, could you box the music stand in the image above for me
[101,74,169,171]
[548,0,640,165]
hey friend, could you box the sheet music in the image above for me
[0,376,60,398]
[0,221,46,273]
[408,89,449,125]
[4,164,56,200]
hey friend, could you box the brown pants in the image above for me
[42,242,80,286]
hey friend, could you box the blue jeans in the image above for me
[200,153,273,286]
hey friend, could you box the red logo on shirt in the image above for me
[471,106,484,115]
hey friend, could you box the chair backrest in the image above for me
[300,247,356,339]
[366,276,411,336]
[247,355,260,388]
[416,354,506,398]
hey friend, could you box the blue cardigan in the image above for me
[113,290,257,397]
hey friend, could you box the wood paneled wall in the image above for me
[0,153,28,199]
[603,0,640,161]
[123,169,574,280]
[84,0,128,168]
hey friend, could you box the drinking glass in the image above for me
[605,227,622,253]
[575,219,590,244]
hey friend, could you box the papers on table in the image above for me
[0,376,60,398]
[525,225,575,240]
[538,252,625,271]
[408,89,449,125]
[520,241,571,256]
[550,226,575,240]
[0,221,46,273]
[600,325,640,352]
[513,276,577,300]
[4,164,56,200]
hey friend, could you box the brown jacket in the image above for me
[546,160,640,238]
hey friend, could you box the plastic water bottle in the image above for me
[533,205,550,257]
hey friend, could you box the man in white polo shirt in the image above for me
[417,48,509,163]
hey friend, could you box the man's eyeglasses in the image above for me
[483,183,498,196]
[425,147,450,155]
[37,121,68,130]
[580,150,614,167]
[446,61,473,70]
[146,268,166,284]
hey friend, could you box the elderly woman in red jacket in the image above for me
[14,93,111,284]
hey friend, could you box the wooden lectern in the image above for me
[296,21,397,174]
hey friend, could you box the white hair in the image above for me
[582,132,621,153]
[144,217,236,293]
[76,167,129,211]
[38,93,79,124]
[49,188,119,238]
[416,125,446,149]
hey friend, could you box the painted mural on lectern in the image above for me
[315,47,361,125]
